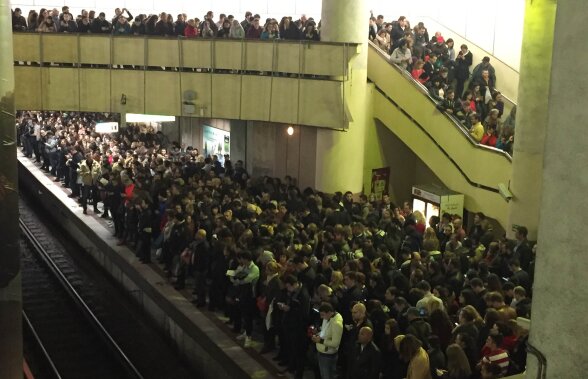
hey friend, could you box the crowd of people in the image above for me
[11,5,517,156]
[16,110,533,379]
[11,6,321,41]
[369,14,516,155]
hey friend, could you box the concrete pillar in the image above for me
[527,2,588,378]
[315,0,368,193]
[0,1,23,377]
[506,0,557,239]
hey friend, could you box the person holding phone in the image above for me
[311,302,343,379]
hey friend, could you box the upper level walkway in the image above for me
[13,33,514,227]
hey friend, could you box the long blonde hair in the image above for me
[413,210,426,225]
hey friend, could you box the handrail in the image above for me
[13,33,355,79]
[369,40,512,162]
[12,30,355,46]
[373,85,499,194]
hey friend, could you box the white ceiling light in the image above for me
[126,114,176,123]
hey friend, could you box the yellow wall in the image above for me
[367,44,512,191]
[13,66,346,129]
[12,34,513,227]
[370,82,510,227]
[13,34,354,129]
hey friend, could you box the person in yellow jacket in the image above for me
[469,113,484,143]
[77,153,102,214]
[311,302,343,379]
[395,334,432,379]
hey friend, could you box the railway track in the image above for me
[20,219,143,379]
[20,198,195,379]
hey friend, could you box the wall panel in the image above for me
[42,34,78,63]
[14,67,42,110]
[13,34,40,62]
[269,77,299,124]
[113,37,145,66]
[298,80,343,128]
[211,74,241,119]
[275,42,300,73]
[147,39,180,67]
[244,42,274,72]
[79,69,110,112]
[213,40,243,70]
[181,39,213,68]
[240,76,271,121]
[79,35,110,65]
[110,70,145,114]
[303,44,345,77]
[180,73,212,117]
[43,68,80,111]
[144,71,180,115]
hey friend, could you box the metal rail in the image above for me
[19,219,145,379]
[22,310,62,379]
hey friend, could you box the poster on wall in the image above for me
[371,167,390,200]
[440,194,465,219]
[203,125,230,162]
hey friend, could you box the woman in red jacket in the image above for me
[480,126,497,147]
[184,18,199,38]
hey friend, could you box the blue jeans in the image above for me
[317,351,338,379]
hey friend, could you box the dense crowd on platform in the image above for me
[368,14,516,155]
[17,110,532,379]
[11,6,320,41]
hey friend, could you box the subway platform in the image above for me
[18,154,299,379]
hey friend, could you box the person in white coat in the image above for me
[311,302,343,379]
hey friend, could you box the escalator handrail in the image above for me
[368,40,513,163]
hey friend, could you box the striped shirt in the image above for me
[485,348,509,375]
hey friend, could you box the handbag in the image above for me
[256,295,269,313]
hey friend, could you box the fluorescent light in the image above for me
[95,122,119,133]
[126,114,176,123]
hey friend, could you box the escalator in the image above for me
[367,42,512,226]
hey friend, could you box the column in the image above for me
[506,0,557,239]
[0,0,23,377]
[527,1,588,378]
[314,0,368,193]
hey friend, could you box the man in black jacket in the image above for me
[12,8,27,31]
[188,229,210,306]
[165,213,188,274]
[91,12,111,34]
[67,146,83,198]
[348,327,381,379]
[343,303,374,377]
[136,198,153,263]
[455,44,473,97]
[278,275,310,379]
[514,226,533,272]
[405,307,432,349]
